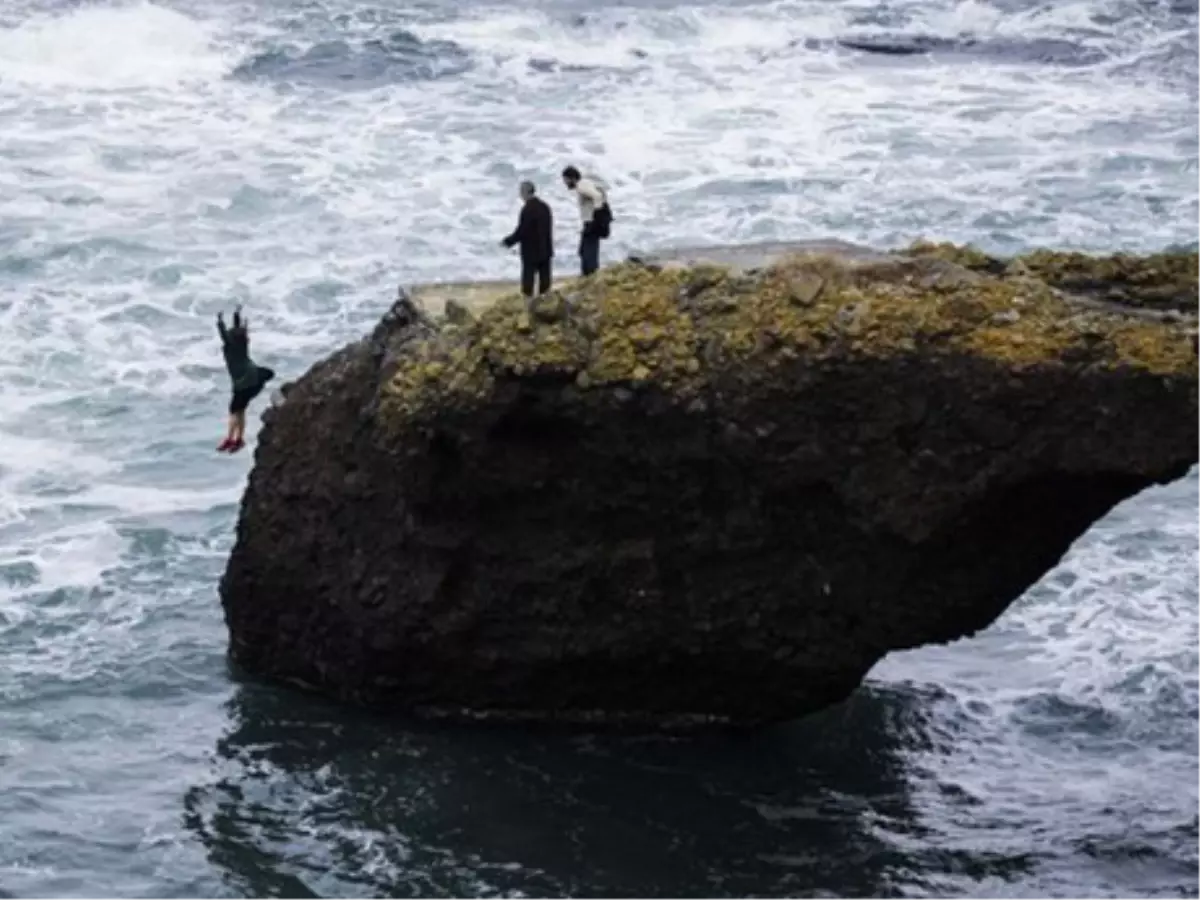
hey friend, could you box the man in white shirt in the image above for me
[561,165,610,276]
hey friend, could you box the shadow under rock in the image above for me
[181,679,952,898]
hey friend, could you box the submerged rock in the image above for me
[220,241,1198,728]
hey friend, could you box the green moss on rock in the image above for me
[903,240,1004,273]
[379,249,1197,432]
[1008,248,1199,312]
[903,241,1199,312]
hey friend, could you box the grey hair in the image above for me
[519,180,537,196]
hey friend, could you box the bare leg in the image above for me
[233,411,246,444]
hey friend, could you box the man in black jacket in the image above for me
[501,181,554,297]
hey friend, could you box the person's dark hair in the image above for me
[562,165,580,180]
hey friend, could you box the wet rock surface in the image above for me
[220,241,1198,727]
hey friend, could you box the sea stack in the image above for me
[219,240,1198,727]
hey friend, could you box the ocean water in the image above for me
[0,0,1197,895]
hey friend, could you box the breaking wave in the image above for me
[231,30,472,88]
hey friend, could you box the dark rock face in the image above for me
[220,244,1199,728]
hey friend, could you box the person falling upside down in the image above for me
[216,306,274,454]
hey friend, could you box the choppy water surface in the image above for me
[0,0,1196,895]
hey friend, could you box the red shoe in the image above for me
[229,438,245,453]
[217,438,234,453]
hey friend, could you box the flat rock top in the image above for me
[410,278,579,316]
[405,241,881,315]
[408,239,1198,319]
[630,239,893,270]
[380,245,1197,435]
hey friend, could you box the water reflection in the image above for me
[184,681,986,896]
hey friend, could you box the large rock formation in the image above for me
[219,240,1198,727]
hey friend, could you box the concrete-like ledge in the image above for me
[407,241,890,315]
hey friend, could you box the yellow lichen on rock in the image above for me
[381,328,495,426]
[904,239,1002,272]
[377,246,1197,431]
[1018,248,1198,284]
[573,265,703,391]
[1107,320,1199,375]
[1009,248,1199,310]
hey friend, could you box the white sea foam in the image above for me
[865,476,1198,896]
[0,1,232,88]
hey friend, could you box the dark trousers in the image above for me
[579,233,600,276]
[229,366,275,414]
[521,259,552,297]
